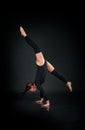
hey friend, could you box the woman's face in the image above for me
[29,84,37,92]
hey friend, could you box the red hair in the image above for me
[26,82,34,90]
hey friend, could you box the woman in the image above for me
[19,26,72,108]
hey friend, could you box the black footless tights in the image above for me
[25,36,41,54]
[51,69,67,84]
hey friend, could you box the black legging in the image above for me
[25,36,41,53]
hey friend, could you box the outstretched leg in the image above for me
[20,26,45,66]
[46,61,72,92]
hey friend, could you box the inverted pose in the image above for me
[19,26,72,108]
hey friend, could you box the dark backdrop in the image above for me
[1,12,84,129]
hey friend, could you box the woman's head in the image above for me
[26,82,37,92]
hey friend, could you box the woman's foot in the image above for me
[66,81,72,92]
[20,26,27,37]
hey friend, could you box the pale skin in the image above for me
[20,26,72,108]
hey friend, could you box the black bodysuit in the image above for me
[34,61,48,101]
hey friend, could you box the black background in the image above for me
[1,11,84,130]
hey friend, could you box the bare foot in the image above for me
[20,26,27,37]
[66,81,72,92]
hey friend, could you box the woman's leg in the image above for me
[20,26,45,66]
[46,61,72,92]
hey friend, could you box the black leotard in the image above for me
[34,61,48,101]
